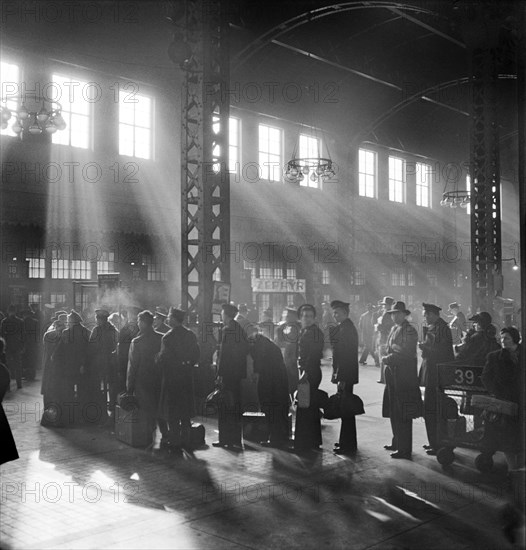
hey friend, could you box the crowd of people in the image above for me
[0,297,523,466]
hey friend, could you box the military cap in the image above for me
[423,303,442,315]
[297,304,316,317]
[330,300,350,310]
[95,308,110,318]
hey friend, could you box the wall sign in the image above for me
[252,278,306,293]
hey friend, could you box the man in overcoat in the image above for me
[157,308,199,450]
[275,307,301,399]
[375,296,395,382]
[418,303,454,454]
[382,301,422,459]
[330,300,359,454]
[214,303,249,448]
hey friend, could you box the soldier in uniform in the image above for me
[381,301,422,459]
[86,308,118,420]
[375,297,395,383]
[214,303,249,448]
[275,307,301,400]
[127,311,163,448]
[418,303,454,455]
[156,308,199,450]
[153,309,170,334]
[294,304,324,453]
[330,300,360,455]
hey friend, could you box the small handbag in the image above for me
[323,393,342,420]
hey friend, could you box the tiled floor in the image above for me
[0,360,521,549]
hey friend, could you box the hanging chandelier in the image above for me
[440,189,471,208]
[0,95,67,139]
[284,126,336,185]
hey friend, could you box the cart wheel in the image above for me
[436,447,455,466]
[475,453,494,473]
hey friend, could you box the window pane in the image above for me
[1,61,20,137]
[119,91,152,159]
[358,148,376,198]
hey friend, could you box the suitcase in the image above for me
[190,423,206,448]
[115,405,152,448]
[242,411,269,442]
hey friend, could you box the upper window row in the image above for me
[358,148,432,208]
[1,62,153,160]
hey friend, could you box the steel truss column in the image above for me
[180,0,230,351]
[469,44,501,314]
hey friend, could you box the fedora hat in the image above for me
[379,296,395,306]
[387,301,410,315]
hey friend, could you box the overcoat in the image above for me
[330,317,359,385]
[418,317,454,388]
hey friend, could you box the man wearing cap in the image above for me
[153,310,170,334]
[41,313,68,416]
[330,300,359,454]
[381,301,421,459]
[157,308,200,451]
[214,303,249,448]
[375,297,395,382]
[456,312,500,365]
[87,309,118,419]
[276,307,301,400]
[448,303,467,346]
[358,303,376,365]
[294,304,324,452]
[127,311,163,448]
[46,310,91,426]
[0,306,24,389]
[117,307,141,397]
[418,303,454,455]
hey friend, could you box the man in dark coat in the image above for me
[1,339,19,465]
[41,314,67,413]
[127,311,163,447]
[455,311,500,365]
[418,303,454,454]
[375,297,395,382]
[157,308,199,450]
[448,302,467,346]
[153,309,170,334]
[117,307,141,396]
[275,307,301,399]
[0,306,24,389]
[214,303,249,448]
[249,333,290,447]
[294,304,324,452]
[86,309,118,420]
[330,300,360,454]
[21,309,40,381]
[44,310,91,427]
[381,301,421,459]
[358,303,376,365]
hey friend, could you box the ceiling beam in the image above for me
[386,7,466,49]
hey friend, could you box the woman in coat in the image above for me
[294,304,324,452]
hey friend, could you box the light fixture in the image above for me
[502,258,519,271]
[0,95,66,139]
[440,189,470,209]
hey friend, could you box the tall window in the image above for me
[407,268,416,287]
[50,293,67,307]
[391,267,406,286]
[258,124,281,182]
[286,263,296,280]
[51,250,91,279]
[119,91,152,159]
[28,292,43,308]
[358,148,377,198]
[388,156,405,203]
[229,117,240,175]
[299,134,320,188]
[416,162,432,207]
[350,270,365,286]
[52,74,91,148]
[97,251,115,275]
[321,269,330,285]
[1,61,20,137]
[142,255,168,281]
[426,269,438,287]
[26,248,45,279]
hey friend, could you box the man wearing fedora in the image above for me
[375,297,395,383]
[448,302,467,346]
[381,301,421,459]
[330,300,360,455]
[214,303,250,448]
[358,303,376,365]
[275,307,301,400]
[157,308,199,451]
[153,308,170,334]
[418,303,454,455]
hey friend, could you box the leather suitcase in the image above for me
[190,423,206,448]
[242,411,269,442]
[115,405,151,448]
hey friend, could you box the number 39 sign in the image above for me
[438,364,484,389]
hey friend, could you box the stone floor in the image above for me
[0,358,522,550]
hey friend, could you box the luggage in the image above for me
[190,423,206,448]
[242,411,269,442]
[115,405,152,448]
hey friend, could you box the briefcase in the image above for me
[190,423,206,448]
[242,411,269,442]
[115,405,151,448]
